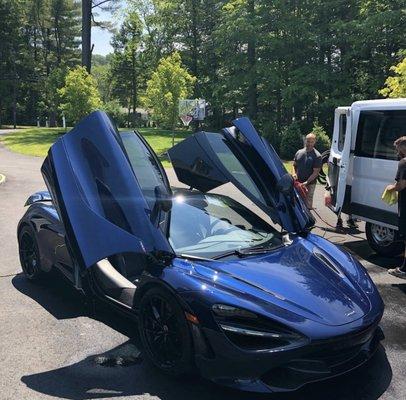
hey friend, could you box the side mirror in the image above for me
[150,185,172,225]
[276,173,294,195]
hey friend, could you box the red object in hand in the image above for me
[294,180,308,200]
[324,191,332,206]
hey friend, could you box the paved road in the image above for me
[0,138,405,400]
[0,129,17,136]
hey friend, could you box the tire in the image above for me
[18,225,44,280]
[365,222,405,257]
[317,150,330,186]
[138,287,193,376]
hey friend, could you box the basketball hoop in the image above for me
[180,114,193,127]
[179,99,206,128]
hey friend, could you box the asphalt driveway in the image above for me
[0,139,405,400]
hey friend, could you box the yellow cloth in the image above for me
[381,188,398,206]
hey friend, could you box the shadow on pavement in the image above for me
[344,240,403,269]
[14,268,393,400]
[12,272,85,320]
[20,342,392,400]
[12,271,139,339]
[393,283,406,295]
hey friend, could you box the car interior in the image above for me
[90,189,282,310]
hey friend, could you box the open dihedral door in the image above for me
[41,111,173,271]
[168,117,314,234]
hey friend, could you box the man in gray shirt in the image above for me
[293,133,322,209]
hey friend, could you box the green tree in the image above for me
[0,0,81,126]
[380,57,406,98]
[37,66,68,125]
[0,0,28,127]
[110,11,143,123]
[58,66,102,123]
[144,52,196,129]
[101,99,126,126]
[93,63,113,103]
[280,121,303,160]
[311,122,331,154]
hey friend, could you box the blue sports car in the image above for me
[17,111,384,393]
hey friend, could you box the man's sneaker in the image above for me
[347,218,359,230]
[388,267,406,279]
[335,218,345,232]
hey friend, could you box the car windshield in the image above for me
[169,192,283,259]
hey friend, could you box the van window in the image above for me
[338,114,347,152]
[355,110,406,160]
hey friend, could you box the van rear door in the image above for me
[327,107,352,213]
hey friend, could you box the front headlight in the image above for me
[212,304,308,351]
[212,304,258,319]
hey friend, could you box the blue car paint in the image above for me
[231,117,314,232]
[41,111,173,269]
[22,111,385,393]
[160,236,383,336]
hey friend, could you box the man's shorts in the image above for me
[306,184,316,209]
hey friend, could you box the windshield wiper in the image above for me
[213,244,283,260]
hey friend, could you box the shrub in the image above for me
[144,52,196,129]
[260,120,281,154]
[280,121,303,160]
[102,99,126,127]
[58,66,102,124]
[311,122,331,153]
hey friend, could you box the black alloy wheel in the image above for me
[18,225,43,280]
[138,287,193,376]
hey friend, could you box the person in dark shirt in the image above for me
[387,136,406,279]
[293,133,322,209]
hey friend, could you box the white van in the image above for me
[327,99,406,256]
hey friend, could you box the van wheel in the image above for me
[365,222,405,257]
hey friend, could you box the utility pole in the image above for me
[82,0,92,73]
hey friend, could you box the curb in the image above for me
[0,174,6,185]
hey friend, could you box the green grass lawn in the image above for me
[136,127,190,167]
[0,126,292,170]
[0,127,66,157]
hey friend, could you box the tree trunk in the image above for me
[12,79,17,129]
[46,27,51,76]
[49,111,57,127]
[247,0,257,120]
[54,12,61,65]
[191,0,199,96]
[82,0,92,73]
[131,49,137,121]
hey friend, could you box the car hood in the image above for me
[187,238,372,326]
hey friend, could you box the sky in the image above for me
[93,26,114,56]
[92,1,127,56]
